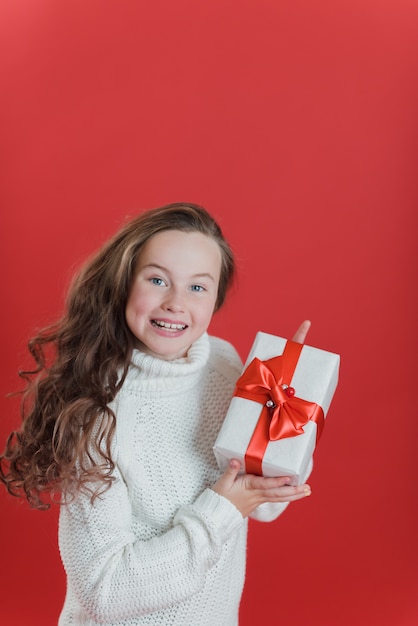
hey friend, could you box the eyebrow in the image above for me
[140,263,216,282]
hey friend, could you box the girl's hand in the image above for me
[211,460,311,518]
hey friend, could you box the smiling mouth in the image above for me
[151,319,188,331]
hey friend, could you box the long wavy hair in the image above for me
[0,203,235,509]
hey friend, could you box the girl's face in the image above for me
[125,229,222,360]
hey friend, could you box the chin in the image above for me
[146,343,190,361]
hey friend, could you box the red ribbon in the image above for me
[234,340,324,475]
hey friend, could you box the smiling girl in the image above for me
[0,203,311,625]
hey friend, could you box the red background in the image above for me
[1,1,417,625]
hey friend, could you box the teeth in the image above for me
[153,320,186,330]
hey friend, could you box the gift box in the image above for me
[213,332,340,485]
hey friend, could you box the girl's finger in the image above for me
[292,319,311,344]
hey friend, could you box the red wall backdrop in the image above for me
[1,1,417,625]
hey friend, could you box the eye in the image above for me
[150,277,166,286]
[189,284,205,292]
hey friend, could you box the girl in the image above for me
[1,203,311,626]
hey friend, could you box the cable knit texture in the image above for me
[58,334,248,626]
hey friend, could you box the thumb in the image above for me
[211,459,242,499]
[220,459,241,487]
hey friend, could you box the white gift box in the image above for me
[213,332,340,484]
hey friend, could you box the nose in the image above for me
[162,287,185,313]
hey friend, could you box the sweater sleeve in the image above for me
[58,468,244,623]
[250,501,290,522]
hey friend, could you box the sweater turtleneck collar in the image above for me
[122,333,211,393]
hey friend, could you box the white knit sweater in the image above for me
[58,333,287,626]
